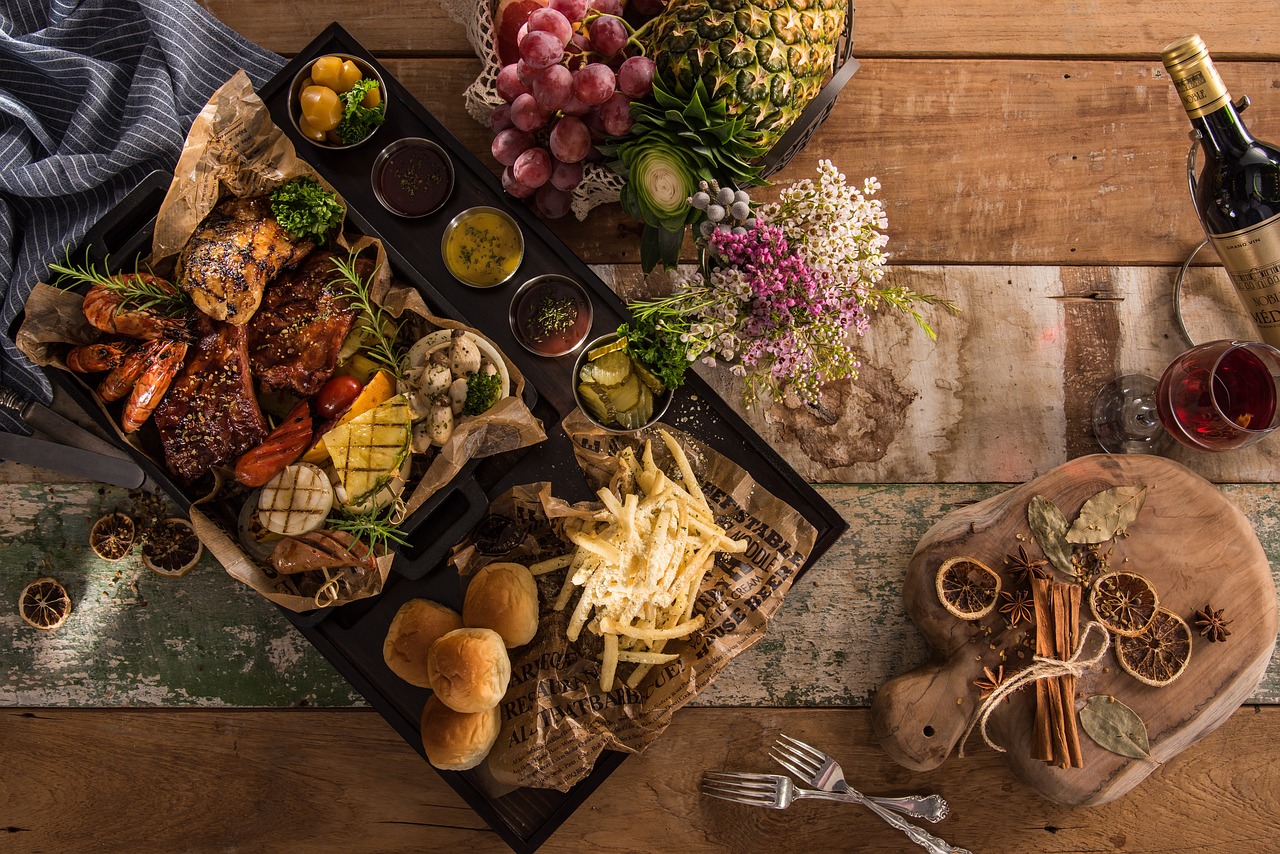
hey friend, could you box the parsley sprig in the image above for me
[616,312,692,393]
[330,251,404,380]
[337,79,385,145]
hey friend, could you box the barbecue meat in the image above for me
[154,317,269,484]
[175,196,314,325]
[248,250,369,397]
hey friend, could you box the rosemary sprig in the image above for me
[330,252,404,380]
[329,503,410,558]
[48,250,193,317]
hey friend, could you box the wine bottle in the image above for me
[1162,34,1280,347]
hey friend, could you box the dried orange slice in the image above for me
[1115,607,1193,687]
[90,512,136,561]
[1090,571,1159,637]
[19,577,72,630]
[141,517,203,577]
[935,556,1002,620]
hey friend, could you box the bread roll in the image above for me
[426,627,511,713]
[420,695,501,770]
[462,562,539,648]
[383,598,463,688]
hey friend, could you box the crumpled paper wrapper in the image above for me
[18,71,546,612]
[450,411,818,790]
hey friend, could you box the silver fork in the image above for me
[701,772,972,854]
[771,733,950,823]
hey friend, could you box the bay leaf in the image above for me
[1079,695,1153,760]
[1066,486,1148,544]
[1028,495,1074,578]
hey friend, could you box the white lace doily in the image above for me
[441,0,625,220]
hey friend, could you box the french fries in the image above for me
[553,429,747,691]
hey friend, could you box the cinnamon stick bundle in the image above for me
[1031,578,1084,768]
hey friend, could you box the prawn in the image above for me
[98,339,164,402]
[65,339,136,373]
[81,275,190,340]
[121,340,188,433]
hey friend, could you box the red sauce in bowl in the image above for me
[372,138,453,217]
[510,275,594,357]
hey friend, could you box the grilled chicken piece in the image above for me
[175,196,313,325]
[153,317,269,484]
[248,250,369,397]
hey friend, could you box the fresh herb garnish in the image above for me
[48,251,193,317]
[328,503,409,558]
[330,251,404,381]
[463,371,502,416]
[337,79,385,145]
[270,177,344,243]
[617,313,692,392]
[529,292,576,341]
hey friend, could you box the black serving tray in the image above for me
[25,23,850,853]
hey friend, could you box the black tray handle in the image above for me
[80,170,173,269]
[393,476,492,580]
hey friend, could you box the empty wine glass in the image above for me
[1093,340,1280,453]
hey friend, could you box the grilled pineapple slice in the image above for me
[325,394,413,508]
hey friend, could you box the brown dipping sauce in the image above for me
[510,275,593,357]
[372,138,453,217]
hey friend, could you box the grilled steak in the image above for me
[248,250,368,397]
[175,196,313,325]
[154,317,269,484]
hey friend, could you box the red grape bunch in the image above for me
[490,0,657,218]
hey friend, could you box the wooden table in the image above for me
[4,2,1280,851]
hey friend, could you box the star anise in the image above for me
[999,588,1035,628]
[973,665,1007,701]
[1192,603,1232,643]
[1005,544,1050,583]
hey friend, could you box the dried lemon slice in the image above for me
[1090,570,1159,637]
[935,556,1002,620]
[1115,607,1193,687]
[141,517,203,577]
[19,577,71,630]
[90,512,135,561]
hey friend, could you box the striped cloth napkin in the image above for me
[0,0,284,433]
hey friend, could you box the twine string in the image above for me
[958,621,1111,758]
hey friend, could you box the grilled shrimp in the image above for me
[121,340,188,433]
[82,276,189,340]
[65,339,136,373]
[98,339,164,402]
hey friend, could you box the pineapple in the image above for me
[609,0,847,270]
[639,0,848,150]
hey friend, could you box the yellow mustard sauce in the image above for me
[444,210,523,287]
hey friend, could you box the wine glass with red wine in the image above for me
[1093,340,1280,453]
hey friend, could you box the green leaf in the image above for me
[1028,495,1074,578]
[1067,486,1148,544]
[1079,695,1153,760]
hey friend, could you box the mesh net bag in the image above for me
[440,0,625,220]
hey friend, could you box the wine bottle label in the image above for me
[1209,213,1280,347]
[1162,35,1230,119]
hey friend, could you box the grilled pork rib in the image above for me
[248,250,370,397]
[154,318,269,484]
[175,196,313,325]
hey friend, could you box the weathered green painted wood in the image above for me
[3,480,1277,707]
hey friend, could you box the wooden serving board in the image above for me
[871,454,1278,806]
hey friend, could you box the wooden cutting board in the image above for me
[871,454,1278,806]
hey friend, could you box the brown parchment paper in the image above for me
[17,71,546,612]
[450,410,819,790]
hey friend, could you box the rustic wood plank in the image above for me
[3,481,1277,708]
[3,705,1278,852]
[203,0,1280,59]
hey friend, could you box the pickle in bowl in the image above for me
[572,333,672,432]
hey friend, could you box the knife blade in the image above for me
[0,431,149,490]
[0,387,132,462]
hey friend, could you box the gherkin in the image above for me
[637,0,848,150]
